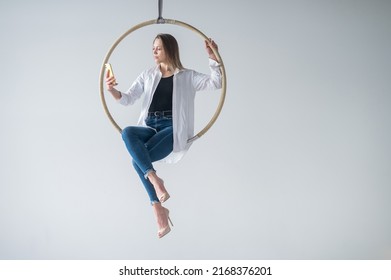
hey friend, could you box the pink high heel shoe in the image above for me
[158,207,174,239]
[159,192,170,203]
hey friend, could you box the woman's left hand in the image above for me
[205,38,218,62]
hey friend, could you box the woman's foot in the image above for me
[152,203,173,238]
[148,171,170,203]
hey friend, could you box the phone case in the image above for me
[105,63,118,85]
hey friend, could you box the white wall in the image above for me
[1,0,390,259]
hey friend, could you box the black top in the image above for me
[148,75,174,113]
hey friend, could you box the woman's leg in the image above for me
[121,126,156,176]
[123,125,173,204]
[122,119,174,238]
[144,125,173,201]
[132,163,172,238]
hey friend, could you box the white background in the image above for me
[1,0,390,259]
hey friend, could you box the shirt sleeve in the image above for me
[118,71,145,106]
[191,58,222,91]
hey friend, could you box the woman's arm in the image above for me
[191,39,222,91]
[191,59,222,91]
[105,69,146,106]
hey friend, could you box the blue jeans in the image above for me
[121,116,173,204]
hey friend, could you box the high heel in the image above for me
[159,192,170,203]
[158,207,174,239]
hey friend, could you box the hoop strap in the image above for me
[157,0,164,23]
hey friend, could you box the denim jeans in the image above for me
[121,115,173,204]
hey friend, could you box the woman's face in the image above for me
[153,38,167,64]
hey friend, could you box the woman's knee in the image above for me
[122,126,155,142]
[121,126,136,141]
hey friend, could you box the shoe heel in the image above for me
[164,208,174,227]
[167,216,174,227]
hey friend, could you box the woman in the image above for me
[106,33,222,238]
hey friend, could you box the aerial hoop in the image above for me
[99,18,227,143]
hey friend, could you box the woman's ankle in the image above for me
[148,172,165,190]
[147,170,159,183]
[152,201,162,210]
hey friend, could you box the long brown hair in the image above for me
[154,33,184,70]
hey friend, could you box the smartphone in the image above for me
[105,63,118,85]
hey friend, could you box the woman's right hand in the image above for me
[105,70,118,91]
[105,70,122,100]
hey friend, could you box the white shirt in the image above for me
[118,59,222,163]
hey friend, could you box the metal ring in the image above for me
[99,19,227,142]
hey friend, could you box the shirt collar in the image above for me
[154,65,185,75]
